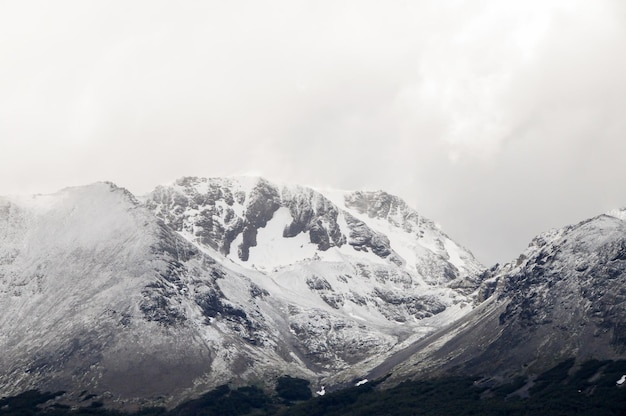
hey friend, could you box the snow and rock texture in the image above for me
[7,176,626,405]
[144,177,483,368]
[0,183,310,405]
[381,211,626,384]
[0,178,483,406]
[145,177,481,279]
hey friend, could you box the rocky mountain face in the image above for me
[145,177,481,278]
[4,176,626,408]
[143,177,484,374]
[0,178,483,406]
[0,183,287,405]
[380,210,626,384]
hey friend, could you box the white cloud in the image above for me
[1,0,624,264]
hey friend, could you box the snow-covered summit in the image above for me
[607,208,626,222]
[0,178,486,406]
[378,209,626,386]
[142,176,487,374]
[145,176,482,281]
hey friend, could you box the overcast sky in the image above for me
[1,0,625,266]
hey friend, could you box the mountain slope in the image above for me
[0,179,484,406]
[0,183,311,405]
[5,177,626,408]
[144,177,484,372]
[379,210,626,383]
[145,177,481,277]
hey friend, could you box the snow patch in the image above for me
[444,238,470,274]
[607,209,626,222]
[247,207,318,271]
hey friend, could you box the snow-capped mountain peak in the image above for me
[0,178,485,406]
[145,176,482,280]
[607,207,626,222]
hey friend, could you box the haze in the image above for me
[1,0,625,266]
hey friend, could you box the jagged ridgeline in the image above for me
[3,177,626,413]
[376,209,626,389]
[0,177,483,406]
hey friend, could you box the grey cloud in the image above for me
[1,0,625,266]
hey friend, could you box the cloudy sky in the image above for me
[1,0,625,266]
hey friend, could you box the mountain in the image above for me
[144,176,481,280]
[143,177,484,374]
[0,183,254,404]
[376,209,626,384]
[0,178,483,406]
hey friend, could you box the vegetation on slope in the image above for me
[2,359,626,416]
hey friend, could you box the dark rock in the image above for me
[282,188,346,250]
[249,283,269,298]
[237,181,281,261]
[306,276,332,291]
[344,213,393,259]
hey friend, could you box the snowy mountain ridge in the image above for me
[145,176,481,279]
[374,210,626,386]
[3,177,626,408]
[0,178,484,406]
